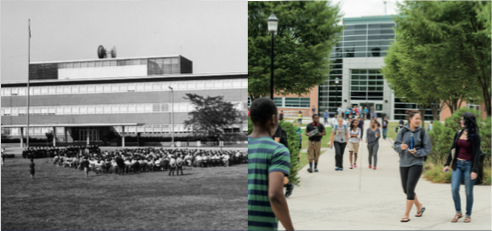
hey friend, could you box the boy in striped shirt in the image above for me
[248,97,294,231]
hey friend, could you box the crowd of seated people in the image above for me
[22,145,100,159]
[51,147,247,175]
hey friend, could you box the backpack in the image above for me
[334,124,347,136]
[296,127,302,144]
[401,127,427,161]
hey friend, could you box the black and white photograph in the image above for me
[1,0,247,230]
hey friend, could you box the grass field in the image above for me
[1,157,246,230]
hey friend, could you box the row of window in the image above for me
[344,24,395,30]
[344,29,394,35]
[273,97,311,108]
[343,35,394,41]
[338,46,390,52]
[57,58,151,69]
[1,101,247,116]
[55,58,179,69]
[0,79,248,97]
[333,40,392,47]
[1,127,65,136]
[330,52,388,58]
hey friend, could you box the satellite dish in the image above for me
[110,46,117,58]
[97,45,107,59]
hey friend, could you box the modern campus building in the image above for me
[270,15,487,121]
[1,55,248,146]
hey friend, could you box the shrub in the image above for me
[423,162,452,183]
[279,121,301,186]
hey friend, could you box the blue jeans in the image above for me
[298,119,302,125]
[382,128,387,139]
[451,160,476,216]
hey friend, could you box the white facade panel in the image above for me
[58,65,147,79]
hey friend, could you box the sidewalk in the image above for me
[280,137,491,230]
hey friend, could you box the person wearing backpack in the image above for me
[393,110,431,223]
[443,112,481,223]
[348,119,361,169]
[306,114,326,173]
[279,111,284,121]
[330,118,349,171]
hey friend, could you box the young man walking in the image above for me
[248,97,294,231]
[306,114,326,173]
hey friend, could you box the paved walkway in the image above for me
[280,137,491,230]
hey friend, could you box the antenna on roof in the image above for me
[97,45,117,59]
[384,1,387,15]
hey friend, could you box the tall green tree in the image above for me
[389,1,491,116]
[183,94,241,140]
[248,1,343,100]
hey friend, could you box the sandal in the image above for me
[400,217,410,222]
[415,206,425,217]
[463,216,471,223]
[451,213,463,222]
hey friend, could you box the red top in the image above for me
[457,139,473,161]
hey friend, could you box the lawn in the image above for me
[294,126,333,170]
[386,121,431,141]
[1,157,246,230]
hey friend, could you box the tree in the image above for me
[45,131,54,146]
[183,93,241,141]
[391,1,491,116]
[248,1,344,100]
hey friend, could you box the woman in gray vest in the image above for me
[394,110,431,222]
[330,118,349,171]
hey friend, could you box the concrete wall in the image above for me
[59,65,147,79]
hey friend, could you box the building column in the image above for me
[86,127,90,145]
[121,126,125,148]
[64,127,68,144]
[53,127,57,147]
[20,127,24,148]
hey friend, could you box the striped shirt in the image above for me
[248,136,291,231]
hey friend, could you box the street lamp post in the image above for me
[168,86,174,148]
[267,13,278,100]
[335,77,340,116]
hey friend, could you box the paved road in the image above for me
[280,134,491,230]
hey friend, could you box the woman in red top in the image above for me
[443,112,481,223]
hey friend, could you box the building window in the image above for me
[284,97,310,108]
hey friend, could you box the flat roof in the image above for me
[1,72,248,87]
[1,123,145,128]
[29,55,189,65]
[343,15,396,25]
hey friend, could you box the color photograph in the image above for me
[248,0,491,230]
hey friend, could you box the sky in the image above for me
[1,0,247,83]
[1,0,401,83]
[332,0,401,20]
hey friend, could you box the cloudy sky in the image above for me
[332,0,401,19]
[1,0,247,83]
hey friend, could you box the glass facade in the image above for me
[350,69,384,101]
[319,20,396,117]
[393,98,440,121]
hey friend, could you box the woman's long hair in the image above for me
[462,112,479,141]
[350,119,358,131]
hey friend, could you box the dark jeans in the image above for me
[367,142,379,167]
[382,128,388,139]
[400,165,423,200]
[334,141,346,168]
[359,128,364,140]
[451,160,476,216]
